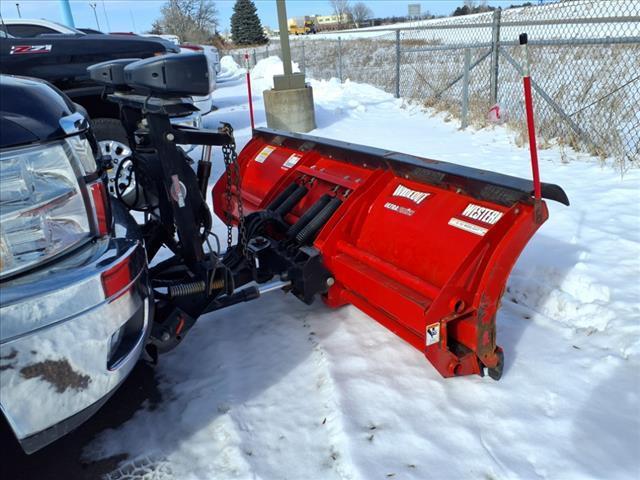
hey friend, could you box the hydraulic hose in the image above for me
[197,160,212,198]
[295,196,343,245]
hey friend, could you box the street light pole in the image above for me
[129,9,137,33]
[58,0,76,28]
[90,3,100,30]
[101,0,111,32]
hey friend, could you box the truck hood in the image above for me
[0,75,77,149]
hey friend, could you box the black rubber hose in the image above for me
[274,184,308,217]
[197,160,212,198]
[267,183,299,211]
[286,194,332,239]
[295,197,343,245]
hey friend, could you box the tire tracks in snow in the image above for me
[303,314,362,480]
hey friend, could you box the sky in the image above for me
[0,1,541,34]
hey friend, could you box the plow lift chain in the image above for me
[220,123,248,257]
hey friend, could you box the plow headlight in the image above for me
[0,138,96,279]
[124,52,214,96]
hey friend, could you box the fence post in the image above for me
[489,8,501,104]
[252,48,257,67]
[395,30,401,98]
[461,48,471,129]
[338,36,343,82]
[266,44,269,57]
[301,40,306,74]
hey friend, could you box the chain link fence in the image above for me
[227,0,640,170]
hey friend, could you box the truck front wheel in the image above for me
[92,118,136,203]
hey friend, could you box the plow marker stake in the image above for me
[214,129,569,379]
[245,53,255,131]
[520,33,543,221]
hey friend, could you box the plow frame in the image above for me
[214,127,569,379]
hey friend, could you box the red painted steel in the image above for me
[244,53,255,131]
[213,132,556,378]
[523,76,541,201]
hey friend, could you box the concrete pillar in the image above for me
[264,0,316,133]
[263,86,316,132]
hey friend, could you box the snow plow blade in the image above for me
[213,128,569,379]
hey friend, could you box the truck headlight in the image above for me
[0,137,96,279]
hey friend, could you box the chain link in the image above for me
[220,123,248,257]
[231,0,640,170]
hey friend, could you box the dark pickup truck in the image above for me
[0,28,203,196]
[0,28,180,120]
[0,73,152,454]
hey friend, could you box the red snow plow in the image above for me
[214,128,569,379]
[87,52,567,382]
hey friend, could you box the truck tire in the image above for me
[92,118,136,202]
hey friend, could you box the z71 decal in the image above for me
[10,45,52,55]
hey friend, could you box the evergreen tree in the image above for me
[149,19,164,35]
[230,0,268,45]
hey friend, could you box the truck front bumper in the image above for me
[0,226,152,453]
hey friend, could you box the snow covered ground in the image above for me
[86,57,640,480]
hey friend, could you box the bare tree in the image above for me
[193,0,219,33]
[157,0,218,43]
[330,0,351,26]
[351,2,372,27]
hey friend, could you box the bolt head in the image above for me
[326,277,335,287]
[166,133,175,142]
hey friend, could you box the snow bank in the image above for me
[216,55,245,82]
[87,59,640,480]
[310,78,400,114]
[250,56,300,91]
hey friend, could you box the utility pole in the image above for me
[90,3,100,30]
[276,0,293,77]
[15,3,21,18]
[129,9,137,33]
